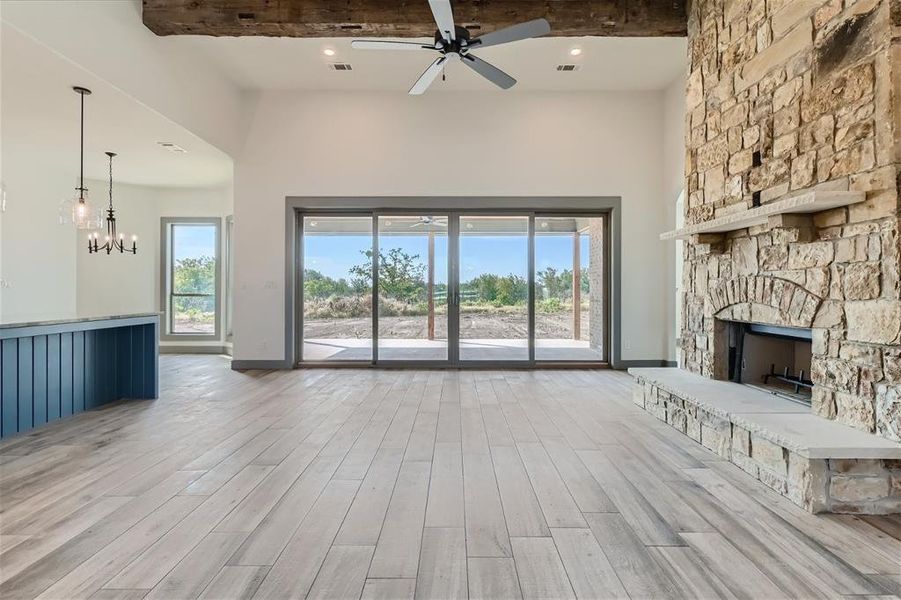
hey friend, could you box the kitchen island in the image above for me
[0,313,159,440]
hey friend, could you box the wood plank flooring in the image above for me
[0,355,899,599]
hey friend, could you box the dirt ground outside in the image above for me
[303,310,591,340]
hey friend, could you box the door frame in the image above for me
[286,197,621,368]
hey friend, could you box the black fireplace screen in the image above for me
[725,321,813,403]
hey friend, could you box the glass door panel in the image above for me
[534,216,605,362]
[458,216,529,362]
[377,216,449,361]
[302,216,373,361]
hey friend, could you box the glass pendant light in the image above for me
[58,86,102,229]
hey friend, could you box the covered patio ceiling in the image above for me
[303,216,593,235]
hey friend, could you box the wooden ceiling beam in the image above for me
[142,1,687,38]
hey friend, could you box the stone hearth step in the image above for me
[629,367,901,514]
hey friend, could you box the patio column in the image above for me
[428,230,435,341]
[573,231,581,340]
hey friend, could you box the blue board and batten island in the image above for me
[0,313,159,440]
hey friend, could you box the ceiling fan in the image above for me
[351,0,551,95]
[410,216,447,228]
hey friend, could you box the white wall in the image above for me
[662,74,687,362]
[233,90,673,363]
[0,148,77,322]
[76,181,233,345]
[2,1,249,157]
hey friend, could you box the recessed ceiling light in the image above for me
[323,48,336,56]
[569,47,583,56]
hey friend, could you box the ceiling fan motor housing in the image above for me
[434,25,472,53]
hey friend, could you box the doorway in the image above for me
[294,204,611,367]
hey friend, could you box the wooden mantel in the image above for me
[142,0,688,38]
[661,191,866,241]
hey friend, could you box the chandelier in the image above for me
[88,152,137,254]
[58,86,102,229]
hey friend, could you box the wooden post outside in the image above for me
[572,232,581,341]
[428,230,435,341]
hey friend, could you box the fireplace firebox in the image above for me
[724,321,813,405]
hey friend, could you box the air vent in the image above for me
[339,24,363,30]
[556,64,581,72]
[157,142,187,154]
[329,63,353,71]
[237,12,255,20]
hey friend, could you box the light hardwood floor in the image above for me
[0,355,899,599]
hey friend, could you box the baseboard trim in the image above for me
[231,359,293,370]
[614,359,677,369]
[228,358,674,370]
[161,345,229,355]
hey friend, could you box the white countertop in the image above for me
[0,312,161,330]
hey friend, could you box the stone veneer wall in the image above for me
[680,0,901,441]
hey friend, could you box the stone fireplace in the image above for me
[678,0,901,444]
[631,0,901,514]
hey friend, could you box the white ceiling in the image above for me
[1,23,233,188]
[175,35,687,92]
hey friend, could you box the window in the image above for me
[161,218,221,340]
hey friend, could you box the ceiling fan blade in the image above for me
[428,0,456,42]
[469,18,551,50]
[351,40,434,51]
[462,54,516,90]
[409,56,447,95]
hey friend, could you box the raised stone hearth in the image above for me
[631,368,901,513]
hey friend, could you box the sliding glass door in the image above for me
[298,210,607,366]
[458,216,530,362]
[301,215,373,362]
[377,215,449,361]
[535,216,605,361]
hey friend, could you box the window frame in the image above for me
[160,217,222,342]
[224,215,234,342]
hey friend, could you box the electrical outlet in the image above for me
[624,339,633,351]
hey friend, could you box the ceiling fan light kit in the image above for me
[351,0,550,95]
